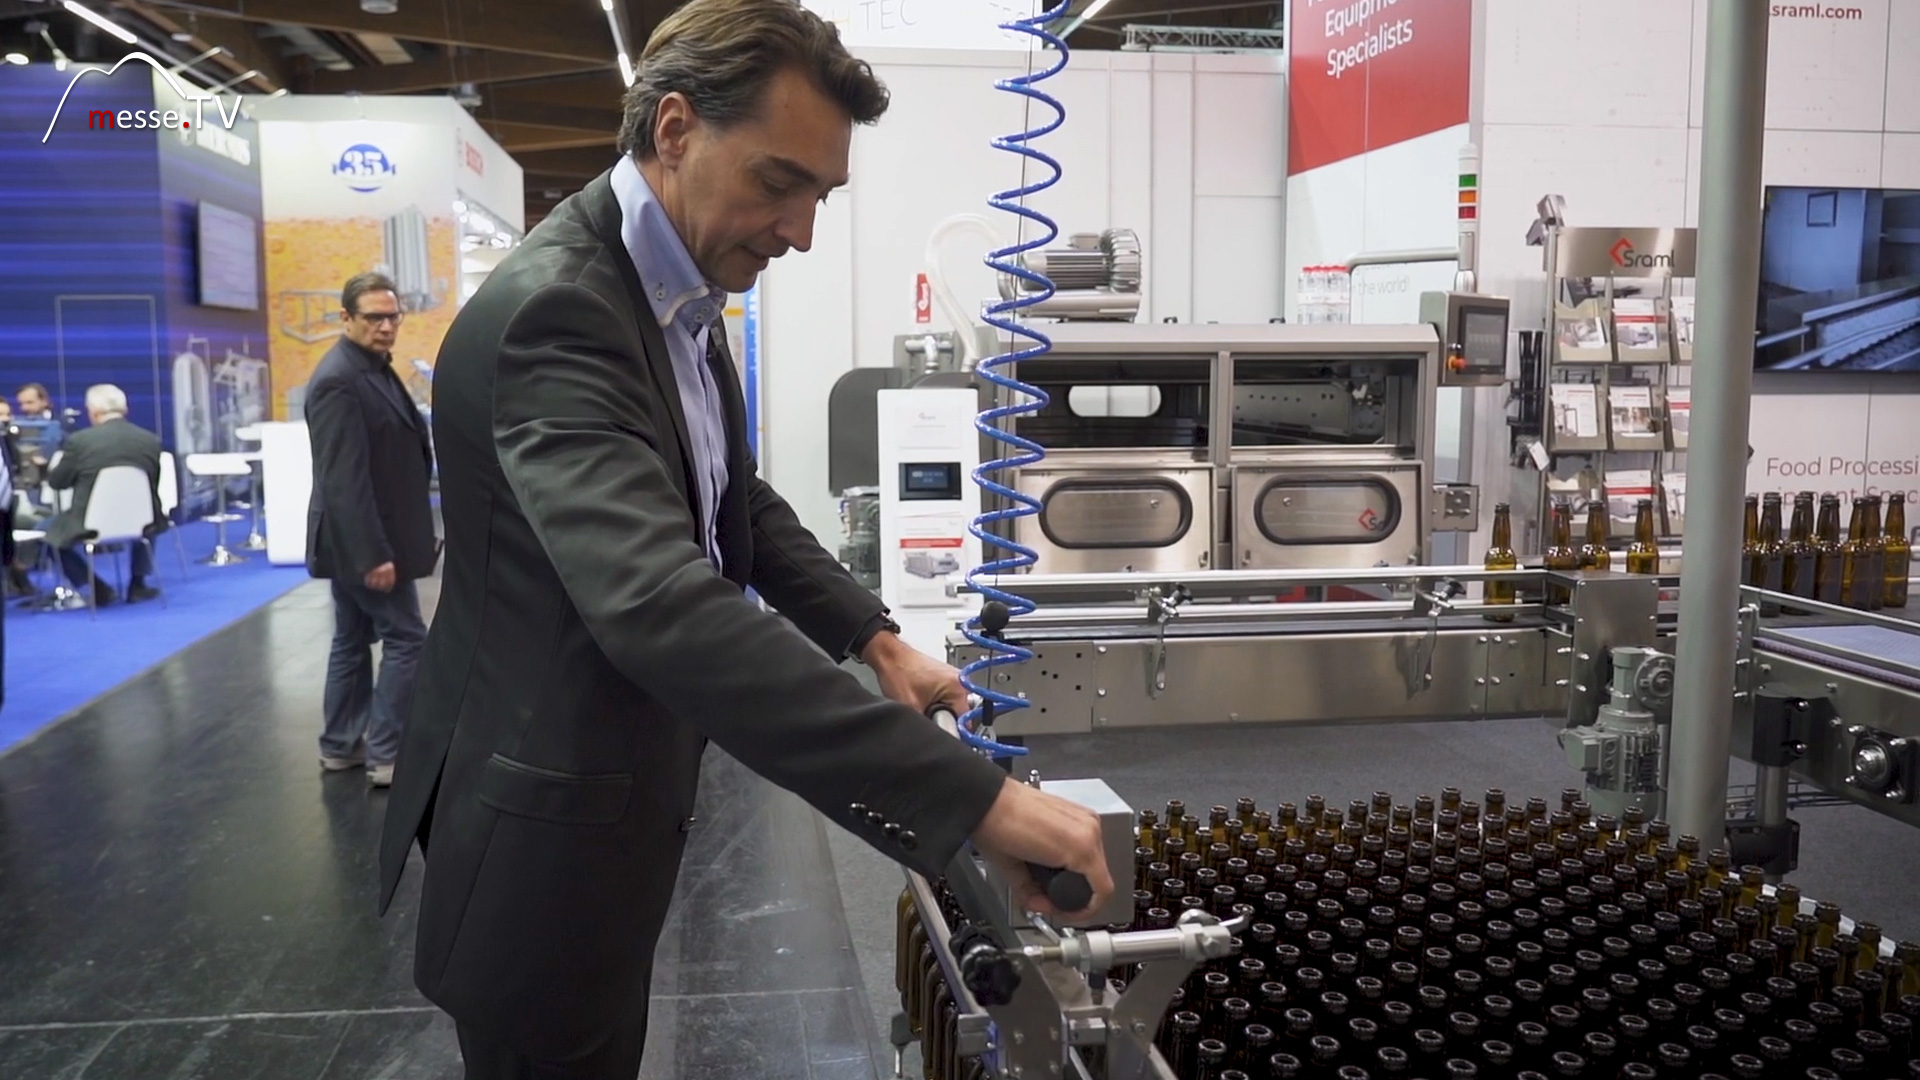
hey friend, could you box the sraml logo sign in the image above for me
[1610,237,1675,271]
[39,51,249,164]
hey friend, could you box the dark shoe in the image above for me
[92,583,118,607]
[127,583,161,603]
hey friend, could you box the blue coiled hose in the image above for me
[957,0,1071,759]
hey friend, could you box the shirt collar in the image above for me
[610,155,727,333]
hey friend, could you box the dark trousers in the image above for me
[455,1019,647,1080]
[58,539,152,591]
[321,577,426,765]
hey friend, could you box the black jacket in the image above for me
[1,431,15,567]
[304,337,437,581]
[44,417,165,550]
[376,169,1007,1062]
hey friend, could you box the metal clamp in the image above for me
[1142,583,1191,700]
[1403,577,1463,695]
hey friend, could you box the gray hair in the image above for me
[85,383,128,419]
[616,0,889,160]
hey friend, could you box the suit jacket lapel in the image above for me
[579,173,696,489]
[367,364,419,431]
[707,324,753,586]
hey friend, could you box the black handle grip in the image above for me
[1027,863,1094,912]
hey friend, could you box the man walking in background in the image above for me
[306,272,437,788]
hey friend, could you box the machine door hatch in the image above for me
[1040,478,1193,549]
[1254,477,1403,545]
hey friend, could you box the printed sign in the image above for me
[1287,0,1473,175]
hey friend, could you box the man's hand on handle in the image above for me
[862,629,1113,918]
[971,778,1114,919]
[364,561,396,593]
[861,630,969,716]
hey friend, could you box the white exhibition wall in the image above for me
[1285,124,1470,325]
[1474,0,1920,513]
[758,46,1288,550]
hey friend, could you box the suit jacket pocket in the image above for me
[477,753,633,826]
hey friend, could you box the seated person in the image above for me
[44,384,167,605]
[13,382,67,480]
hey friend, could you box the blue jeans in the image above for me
[320,577,426,766]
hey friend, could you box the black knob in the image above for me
[952,926,1019,1007]
[1028,863,1094,912]
[980,600,1012,637]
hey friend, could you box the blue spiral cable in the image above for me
[957,0,1071,759]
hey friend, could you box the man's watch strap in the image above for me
[849,612,902,663]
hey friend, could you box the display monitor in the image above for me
[1755,185,1920,372]
[197,200,261,311]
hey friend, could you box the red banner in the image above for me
[1287,0,1472,175]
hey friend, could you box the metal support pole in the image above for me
[1666,0,1769,848]
[1755,766,1789,830]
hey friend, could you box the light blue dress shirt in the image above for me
[609,156,732,572]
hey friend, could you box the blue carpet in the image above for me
[1,519,312,753]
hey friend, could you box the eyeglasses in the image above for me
[354,310,405,325]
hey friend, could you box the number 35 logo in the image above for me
[333,143,398,193]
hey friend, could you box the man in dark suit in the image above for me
[1,426,12,713]
[377,2,1111,1076]
[306,272,437,788]
[44,384,166,605]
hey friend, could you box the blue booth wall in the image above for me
[0,63,266,503]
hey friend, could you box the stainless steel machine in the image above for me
[887,565,1920,1080]
[996,324,1475,577]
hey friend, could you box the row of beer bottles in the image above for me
[1483,500,1661,613]
[1742,491,1911,611]
[1483,492,1913,612]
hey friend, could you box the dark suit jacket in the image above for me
[304,337,438,582]
[44,418,165,550]
[376,170,1008,1061]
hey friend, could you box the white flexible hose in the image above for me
[924,213,1008,367]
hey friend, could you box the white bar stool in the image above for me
[234,424,268,551]
[185,452,253,565]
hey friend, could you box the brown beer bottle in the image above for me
[1815,494,1845,604]
[1883,492,1909,609]
[1842,498,1875,610]
[1759,493,1786,593]
[1865,496,1887,610]
[1579,502,1611,571]
[1485,503,1518,619]
[1626,499,1660,575]
[1543,503,1580,606]
[1782,492,1817,599]
[1740,495,1764,586]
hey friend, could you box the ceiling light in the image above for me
[4,53,28,66]
[617,51,634,87]
[360,0,399,12]
[1084,0,1112,15]
[63,1,138,45]
[171,31,193,42]
[600,0,614,9]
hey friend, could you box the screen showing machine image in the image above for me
[1755,186,1920,372]
[197,201,261,311]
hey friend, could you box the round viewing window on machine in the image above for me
[1254,477,1403,546]
[1038,478,1193,550]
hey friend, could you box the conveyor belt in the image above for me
[1758,620,1920,692]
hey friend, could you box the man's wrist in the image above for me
[857,627,911,669]
[849,611,902,664]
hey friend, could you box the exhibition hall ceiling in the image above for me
[0,0,1281,225]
